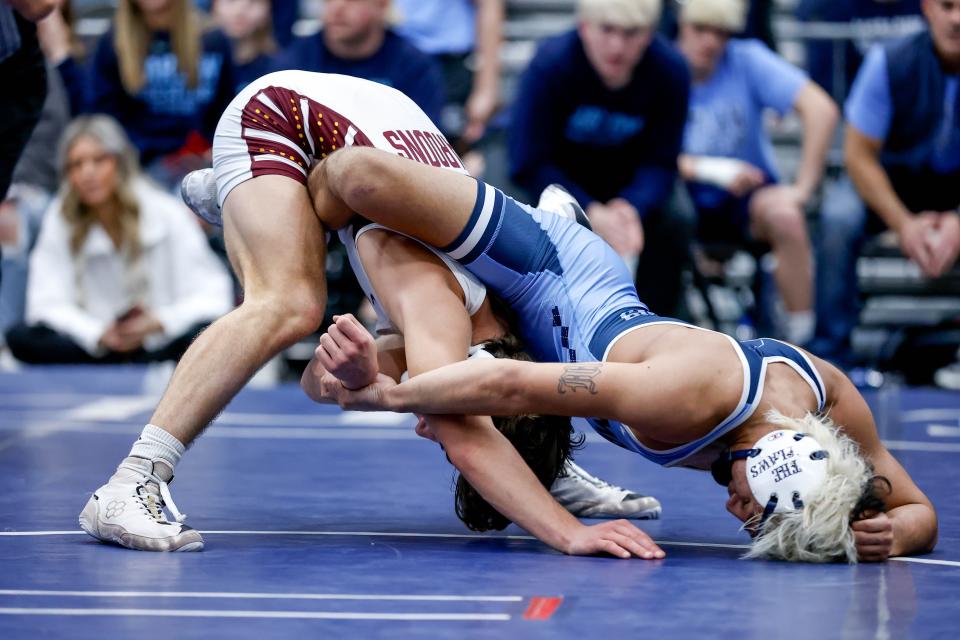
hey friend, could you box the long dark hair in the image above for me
[851,475,892,522]
[453,331,584,531]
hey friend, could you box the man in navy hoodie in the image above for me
[509,0,693,318]
[280,0,444,127]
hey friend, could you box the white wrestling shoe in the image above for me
[180,168,221,226]
[79,456,204,552]
[536,183,593,231]
[550,460,661,520]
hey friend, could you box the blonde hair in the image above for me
[59,115,142,262]
[115,0,202,93]
[578,0,662,28]
[679,0,747,33]
[743,411,884,564]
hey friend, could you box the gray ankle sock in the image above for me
[128,424,185,470]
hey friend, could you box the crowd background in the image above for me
[0,0,957,390]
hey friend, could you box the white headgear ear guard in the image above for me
[745,430,830,521]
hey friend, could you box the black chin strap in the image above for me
[729,448,761,463]
[758,494,779,531]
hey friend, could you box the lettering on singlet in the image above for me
[384,129,464,169]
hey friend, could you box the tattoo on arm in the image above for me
[557,364,602,395]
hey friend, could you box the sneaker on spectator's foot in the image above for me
[180,168,221,226]
[79,456,203,552]
[537,184,593,231]
[550,460,661,519]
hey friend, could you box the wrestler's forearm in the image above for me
[385,359,525,416]
[889,503,938,557]
[430,413,580,553]
[301,357,335,404]
[375,335,405,383]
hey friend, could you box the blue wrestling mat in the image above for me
[0,366,958,638]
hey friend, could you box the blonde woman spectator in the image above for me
[5,115,233,364]
[89,0,235,189]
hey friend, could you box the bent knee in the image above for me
[242,294,326,347]
[325,147,395,211]
[756,207,808,243]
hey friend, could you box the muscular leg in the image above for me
[309,147,477,247]
[748,186,815,344]
[151,175,327,444]
[80,175,327,552]
[748,186,813,314]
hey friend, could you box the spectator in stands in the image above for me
[393,0,503,157]
[0,0,56,355]
[88,0,235,190]
[279,0,445,126]
[676,0,838,347]
[796,0,924,100]
[812,0,960,367]
[195,0,297,48]
[211,0,278,93]
[5,115,234,365]
[0,38,71,345]
[0,0,55,201]
[661,0,776,49]
[509,0,693,318]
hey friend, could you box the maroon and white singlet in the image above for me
[212,70,468,207]
[211,71,482,335]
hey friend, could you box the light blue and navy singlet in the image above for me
[440,180,827,467]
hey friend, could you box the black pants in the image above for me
[0,18,46,201]
[634,187,696,319]
[0,16,47,290]
[5,323,208,365]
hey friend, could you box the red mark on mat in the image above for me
[523,596,563,620]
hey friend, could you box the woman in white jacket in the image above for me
[5,115,234,364]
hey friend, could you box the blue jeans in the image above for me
[810,176,867,367]
[0,185,48,340]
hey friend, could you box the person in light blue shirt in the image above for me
[846,42,960,183]
[676,0,838,347]
[393,0,502,147]
[796,0,924,100]
[812,0,960,368]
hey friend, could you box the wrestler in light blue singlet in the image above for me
[442,181,826,467]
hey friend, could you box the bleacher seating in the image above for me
[60,0,958,379]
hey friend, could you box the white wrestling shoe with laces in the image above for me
[180,168,221,226]
[536,183,593,231]
[79,456,203,551]
[550,460,661,520]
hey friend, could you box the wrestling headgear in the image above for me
[713,429,830,524]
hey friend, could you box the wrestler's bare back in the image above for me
[605,323,834,455]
